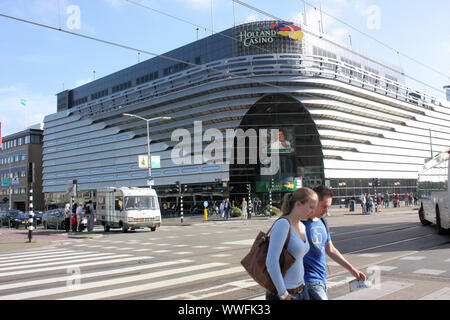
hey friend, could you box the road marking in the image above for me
[222,239,254,246]
[133,248,152,252]
[357,253,381,258]
[375,265,398,271]
[0,255,174,300]
[0,251,96,267]
[0,259,188,293]
[0,248,69,259]
[399,256,426,261]
[0,250,77,262]
[413,269,446,276]
[192,245,208,249]
[419,287,450,300]
[61,265,243,300]
[172,251,192,255]
[333,281,414,300]
[0,252,113,270]
[116,247,134,251]
[0,254,140,278]
[153,250,171,253]
[161,279,258,300]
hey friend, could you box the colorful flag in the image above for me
[20,99,26,107]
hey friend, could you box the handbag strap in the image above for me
[267,217,291,249]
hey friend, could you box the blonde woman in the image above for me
[265,187,318,300]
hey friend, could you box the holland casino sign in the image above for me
[238,23,304,47]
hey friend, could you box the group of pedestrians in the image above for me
[360,191,418,214]
[62,201,95,233]
[265,186,366,300]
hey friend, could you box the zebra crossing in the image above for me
[0,245,251,300]
[1,244,449,300]
[1,216,449,301]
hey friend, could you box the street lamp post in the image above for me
[123,113,171,186]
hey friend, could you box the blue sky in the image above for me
[1,0,449,137]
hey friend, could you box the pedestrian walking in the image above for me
[64,203,71,232]
[219,200,225,218]
[223,198,231,220]
[265,187,317,300]
[241,197,248,220]
[303,185,367,300]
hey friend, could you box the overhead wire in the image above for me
[0,0,446,98]
[232,0,447,95]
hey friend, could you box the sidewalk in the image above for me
[0,227,101,253]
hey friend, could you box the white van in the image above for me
[96,187,161,232]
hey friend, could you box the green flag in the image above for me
[20,99,26,107]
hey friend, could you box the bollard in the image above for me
[180,196,184,224]
[204,208,208,221]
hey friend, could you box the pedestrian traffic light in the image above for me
[174,181,180,193]
[184,185,188,194]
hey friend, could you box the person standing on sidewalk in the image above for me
[360,193,367,214]
[86,200,95,232]
[241,197,248,220]
[64,203,71,232]
[76,203,84,232]
[303,185,367,300]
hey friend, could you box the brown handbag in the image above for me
[240,217,296,293]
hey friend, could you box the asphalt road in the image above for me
[0,209,448,300]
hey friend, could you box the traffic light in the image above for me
[174,181,181,194]
[184,185,188,194]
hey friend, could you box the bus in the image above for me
[96,187,161,233]
[417,149,450,234]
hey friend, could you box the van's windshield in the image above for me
[124,196,158,210]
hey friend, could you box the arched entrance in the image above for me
[229,93,324,209]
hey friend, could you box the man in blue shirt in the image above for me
[303,185,367,300]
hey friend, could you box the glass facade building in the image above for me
[43,21,450,209]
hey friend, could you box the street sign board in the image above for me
[1,178,9,187]
[138,155,161,169]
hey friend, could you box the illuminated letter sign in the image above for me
[239,23,303,47]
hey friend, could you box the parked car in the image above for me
[0,211,8,226]
[42,209,66,230]
[0,210,24,227]
[33,210,44,225]
[11,212,30,229]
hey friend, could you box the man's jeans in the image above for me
[265,289,309,300]
[305,282,328,300]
